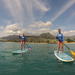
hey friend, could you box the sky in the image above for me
[0,0,75,37]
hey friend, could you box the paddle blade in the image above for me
[28,46,32,50]
[70,50,75,56]
[28,48,32,50]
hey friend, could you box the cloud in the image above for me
[63,30,75,36]
[0,23,34,37]
[51,0,75,21]
[29,28,50,35]
[0,20,52,37]
[0,26,4,30]
[30,21,52,28]
[3,0,24,25]
[50,29,75,36]
[4,24,21,34]
[50,30,58,35]
[21,21,52,35]
[32,0,49,12]
[0,24,23,37]
[0,23,75,37]
[3,0,49,26]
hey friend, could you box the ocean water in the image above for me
[0,42,75,75]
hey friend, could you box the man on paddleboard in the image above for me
[19,33,27,50]
[56,29,64,52]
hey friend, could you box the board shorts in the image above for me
[58,41,63,44]
[20,40,26,44]
[58,41,63,48]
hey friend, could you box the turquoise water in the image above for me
[0,42,75,75]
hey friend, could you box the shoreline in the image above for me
[64,41,75,44]
[0,41,75,44]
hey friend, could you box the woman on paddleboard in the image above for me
[19,33,27,50]
[56,29,64,52]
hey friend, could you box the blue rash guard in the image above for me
[56,33,64,42]
[19,35,27,41]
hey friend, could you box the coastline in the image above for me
[64,41,75,44]
[0,41,75,44]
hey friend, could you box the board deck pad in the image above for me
[54,50,74,62]
[12,49,28,54]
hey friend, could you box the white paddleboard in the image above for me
[54,50,74,62]
[12,48,28,54]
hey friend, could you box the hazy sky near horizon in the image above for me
[0,0,75,36]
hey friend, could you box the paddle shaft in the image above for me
[64,44,70,50]
[64,44,75,57]
[25,44,32,48]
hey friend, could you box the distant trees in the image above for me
[66,38,75,42]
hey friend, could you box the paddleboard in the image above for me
[12,48,28,54]
[54,50,74,62]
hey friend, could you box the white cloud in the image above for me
[0,24,22,37]
[50,29,75,36]
[24,21,52,35]
[32,0,49,12]
[0,23,75,37]
[0,23,33,37]
[30,21,52,28]
[63,30,75,36]
[0,21,52,37]
[0,26,4,30]
[3,0,49,26]
[28,28,50,35]
[50,30,58,35]
[51,0,75,21]
[5,24,20,31]
[3,0,24,25]
[3,24,21,35]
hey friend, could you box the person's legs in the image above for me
[60,42,64,52]
[22,40,26,49]
[21,40,23,50]
[57,41,61,52]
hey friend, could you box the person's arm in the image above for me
[61,34,64,42]
[23,36,27,41]
[56,34,58,40]
[19,35,21,39]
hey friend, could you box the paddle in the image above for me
[25,44,32,50]
[64,44,75,56]
[64,44,70,50]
